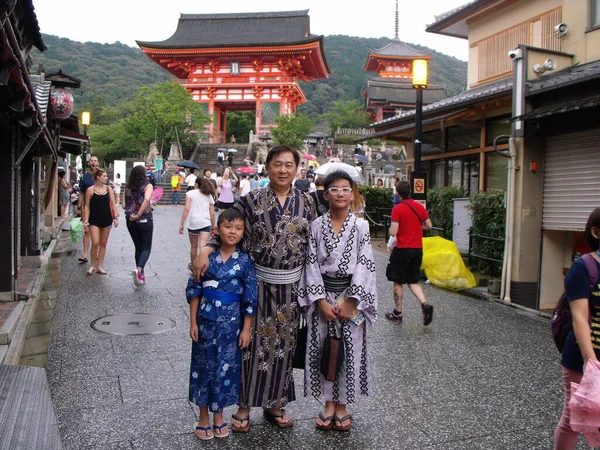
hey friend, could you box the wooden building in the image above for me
[137,10,330,143]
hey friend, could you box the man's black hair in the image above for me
[265,145,300,167]
[323,170,355,191]
[395,180,411,199]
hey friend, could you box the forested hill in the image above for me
[32,34,467,117]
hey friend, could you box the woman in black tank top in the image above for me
[83,169,119,275]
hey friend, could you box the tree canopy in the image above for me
[320,100,370,131]
[271,114,314,150]
[89,82,210,163]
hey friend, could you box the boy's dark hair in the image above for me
[585,207,600,251]
[203,168,212,177]
[266,145,300,167]
[217,208,245,226]
[396,180,411,199]
[323,170,355,191]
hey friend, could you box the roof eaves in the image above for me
[426,0,498,34]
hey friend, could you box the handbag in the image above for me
[320,326,344,382]
[292,324,307,370]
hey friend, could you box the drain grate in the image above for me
[91,313,175,335]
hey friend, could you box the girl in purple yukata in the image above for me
[187,208,258,440]
[298,170,377,433]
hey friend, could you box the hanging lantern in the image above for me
[50,87,74,119]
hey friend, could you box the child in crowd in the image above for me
[298,170,377,433]
[186,208,258,440]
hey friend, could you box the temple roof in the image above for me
[371,39,430,58]
[363,39,431,73]
[364,78,447,106]
[137,10,317,49]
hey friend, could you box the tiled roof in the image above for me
[137,10,318,48]
[370,39,430,57]
[366,79,447,105]
[370,77,511,128]
[430,0,480,24]
[526,60,600,95]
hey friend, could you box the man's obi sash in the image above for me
[254,264,303,284]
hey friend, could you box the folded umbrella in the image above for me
[150,186,163,205]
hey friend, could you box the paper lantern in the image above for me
[50,87,74,119]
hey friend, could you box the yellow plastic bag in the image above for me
[422,236,477,291]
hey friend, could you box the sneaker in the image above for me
[385,311,403,323]
[133,269,141,286]
[422,304,434,326]
[139,271,146,284]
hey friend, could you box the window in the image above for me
[592,0,600,27]
[486,152,508,192]
[447,126,480,152]
[485,115,511,147]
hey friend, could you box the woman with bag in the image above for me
[123,165,154,286]
[555,208,600,449]
[298,170,377,432]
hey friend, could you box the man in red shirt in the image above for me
[385,181,434,325]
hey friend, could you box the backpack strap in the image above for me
[400,200,423,225]
[581,253,599,289]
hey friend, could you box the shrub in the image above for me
[469,192,505,276]
[359,185,393,227]
[426,186,467,239]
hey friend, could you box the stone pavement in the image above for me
[46,205,584,450]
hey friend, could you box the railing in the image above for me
[175,76,298,86]
[468,233,504,268]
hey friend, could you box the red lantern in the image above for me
[50,87,74,119]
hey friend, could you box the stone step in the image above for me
[0,301,26,345]
[0,345,7,364]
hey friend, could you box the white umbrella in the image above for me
[315,162,365,184]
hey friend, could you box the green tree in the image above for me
[89,81,210,161]
[320,100,370,132]
[226,111,255,143]
[271,113,313,150]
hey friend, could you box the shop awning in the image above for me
[515,94,600,121]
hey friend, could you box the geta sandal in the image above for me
[231,414,250,433]
[194,424,213,440]
[263,409,294,428]
[316,412,335,431]
[213,422,229,438]
[333,414,353,432]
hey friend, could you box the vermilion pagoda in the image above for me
[137,10,330,143]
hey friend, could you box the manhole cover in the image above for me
[91,313,175,335]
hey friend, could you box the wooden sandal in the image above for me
[231,414,250,433]
[194,424,213,440]
[333,414,353,432]
[263,409,294,428]
[213,422,229,438]
[316,412,335,431]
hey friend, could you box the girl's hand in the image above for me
[179,225,184,235]
[318,299,336,321]
[190,324,199,342]
[239,329,251,348]
[335,297,358,320]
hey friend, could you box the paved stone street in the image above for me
[46,205,580,449]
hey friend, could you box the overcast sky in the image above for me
[33,0,469,61]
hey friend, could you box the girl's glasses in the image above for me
[327,187,352,195]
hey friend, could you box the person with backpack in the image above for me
[171,172,182,206]
[554,207,600,450]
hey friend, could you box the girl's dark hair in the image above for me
[585,207,600,251]
[197,178,214,196]
[127,165,147,191]
[217,208,245,226]
[266,145,300,167]
[58,170,66,178]
[323,170,355,191]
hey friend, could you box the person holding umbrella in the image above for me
[227,151,235,167]
[217,150,225,168]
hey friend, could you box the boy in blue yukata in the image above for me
[186,208,258,440]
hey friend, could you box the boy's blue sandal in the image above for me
[195,424,213,440]
[213,422,229,438]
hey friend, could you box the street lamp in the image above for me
[81,111,91,170]
[412,59,428,175]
